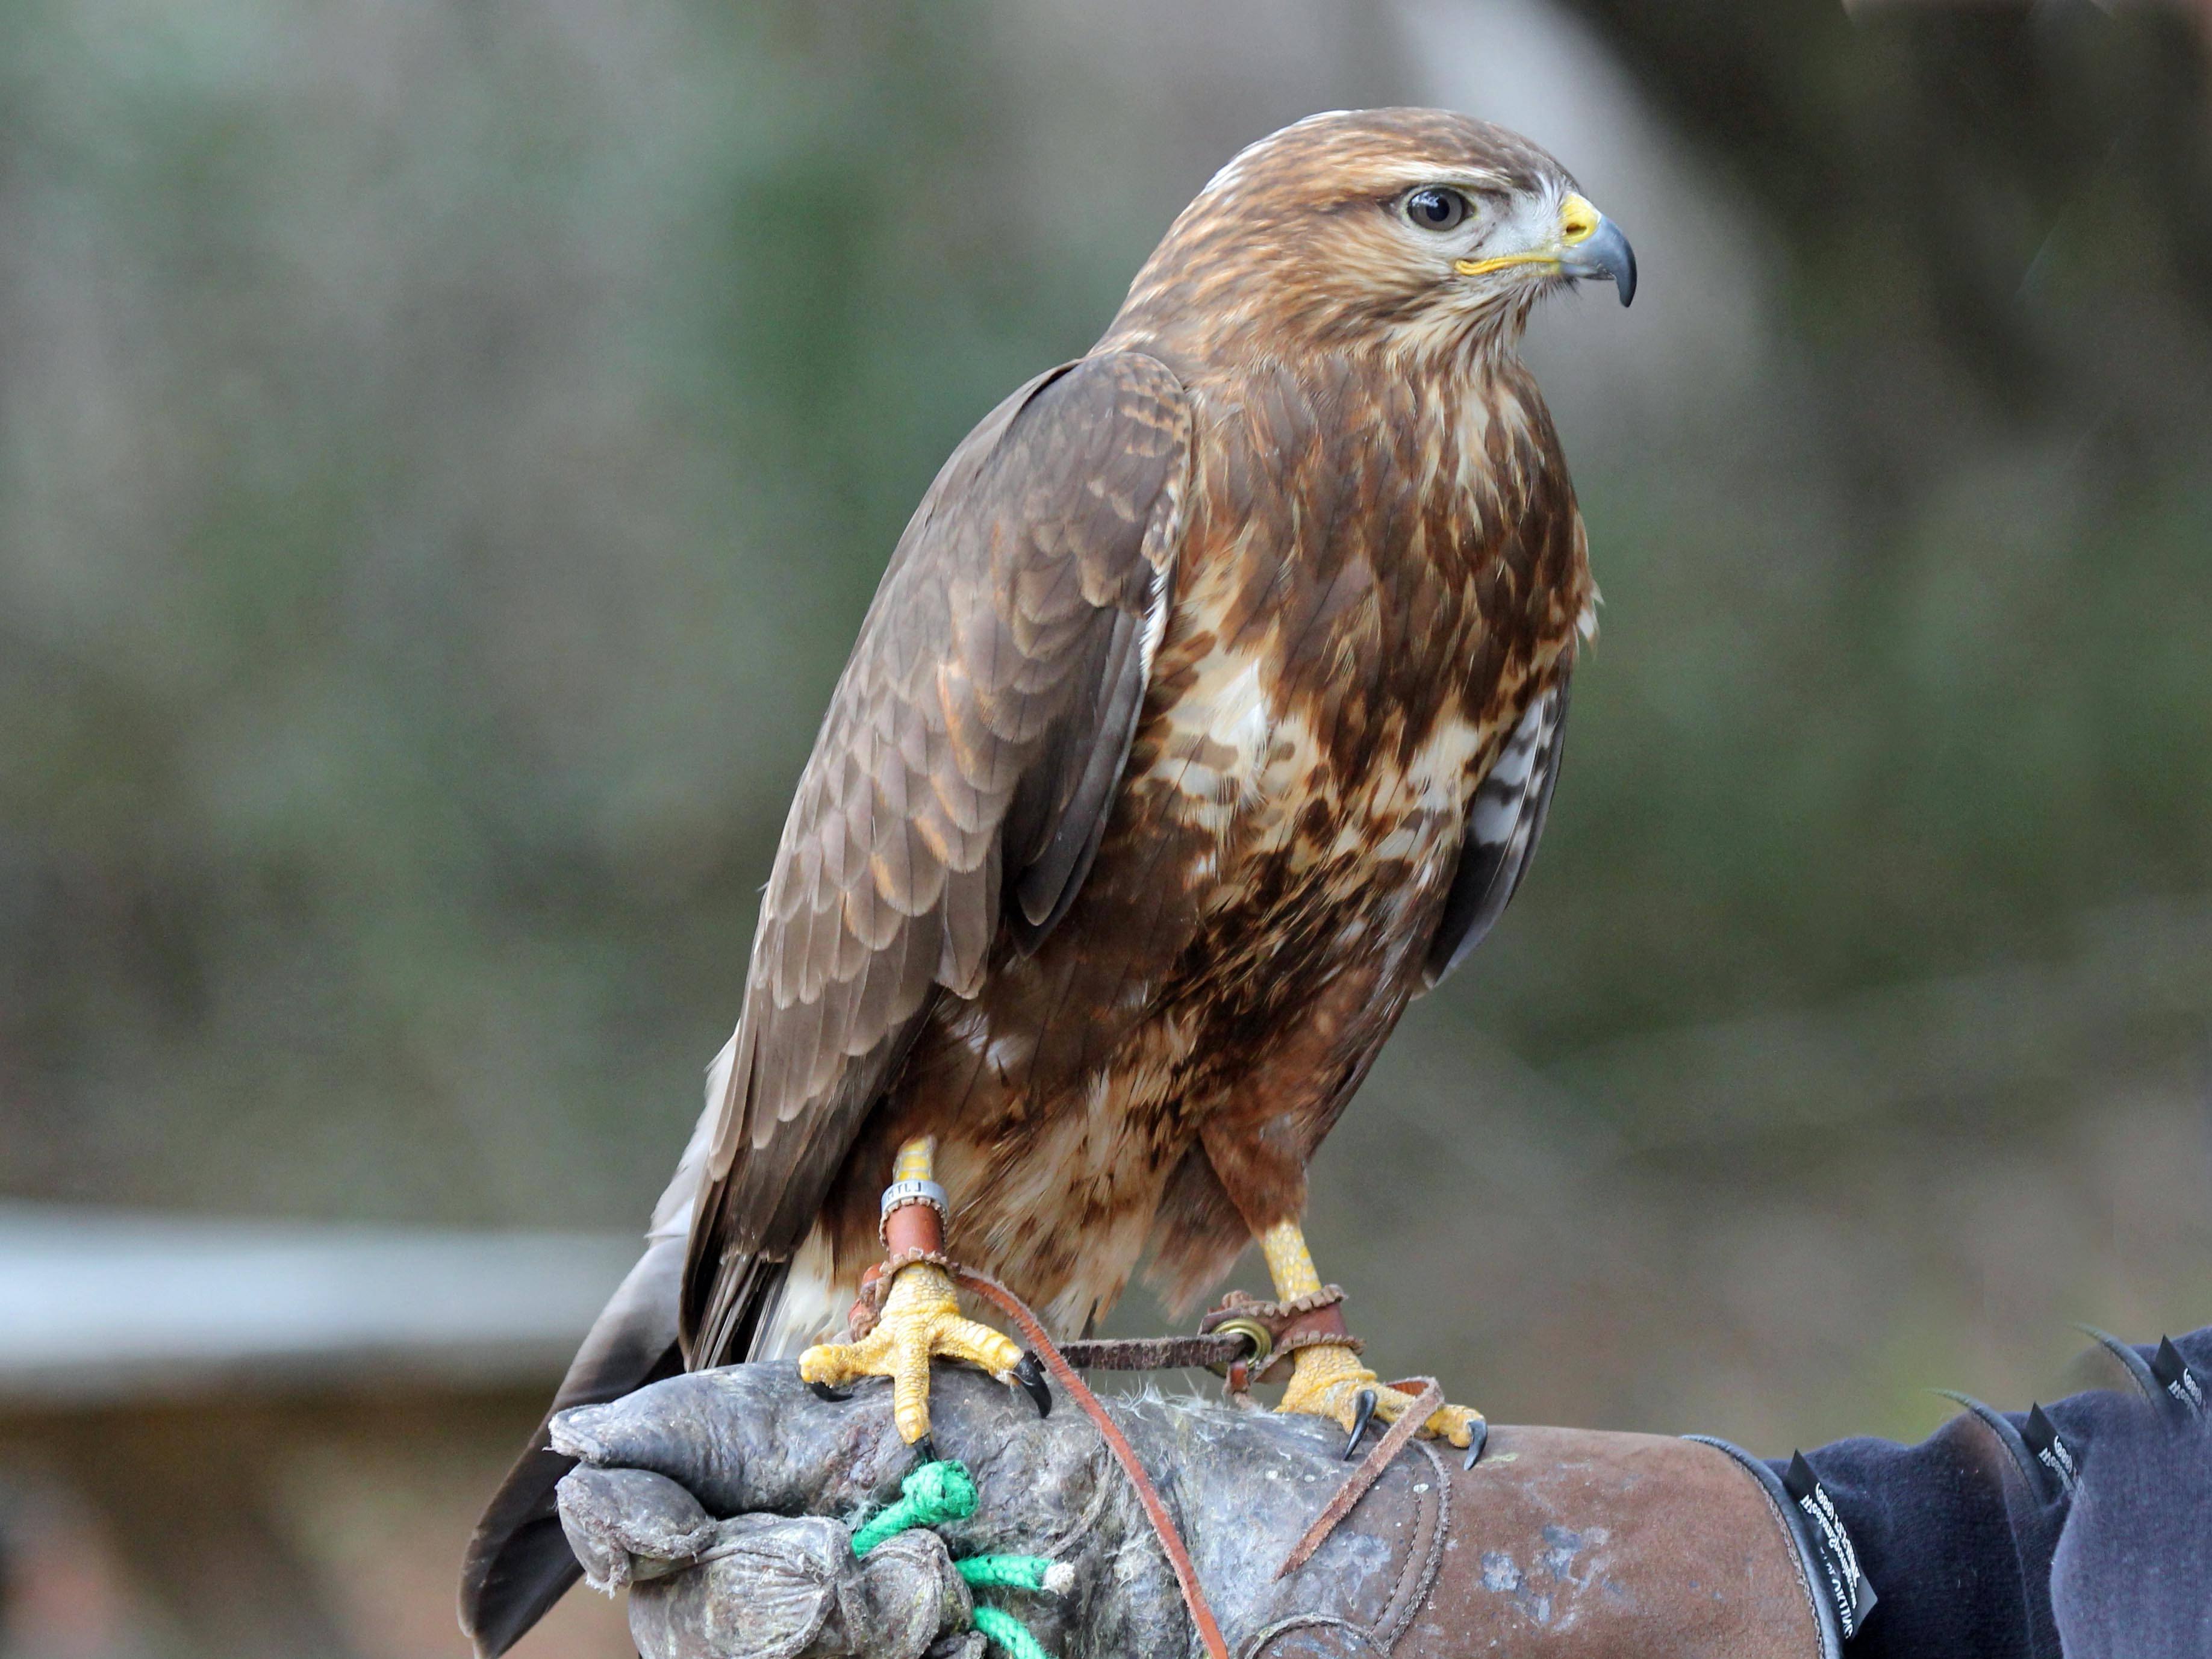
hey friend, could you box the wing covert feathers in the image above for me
[680,352,1191,1363]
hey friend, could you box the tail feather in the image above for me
[458,1235,684,1658]
[462,1038,734,1654]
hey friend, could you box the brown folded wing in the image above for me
[680,351,1192,1364]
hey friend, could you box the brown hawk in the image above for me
[463,107,1634,1656]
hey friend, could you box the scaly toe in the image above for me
[927,1312,1026,1379]
[798,1337,879,1393]
[801,1265,1030,1446]
[1277,1343,1485,1453]
[1422,1400,1485,1452]
[1274,1342,1385,1433]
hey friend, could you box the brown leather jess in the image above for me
[956,1266,1235,1659]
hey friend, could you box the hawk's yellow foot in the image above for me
[1258,1218,1486,1465]
[797,1260,1042,1448]
[1276,1339,1485,1454]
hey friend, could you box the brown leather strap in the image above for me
[1201,1287,1360,1386]
[951,1265,1232,1659]
[1055,1333,1255,1371]
[1276,1376,1445,1580]
[1028,1301,1422,1584]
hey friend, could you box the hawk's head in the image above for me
[1112,107,1634,364]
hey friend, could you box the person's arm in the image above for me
[1780,1327,2211,1659]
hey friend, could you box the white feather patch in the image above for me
[753,1222,842,1361]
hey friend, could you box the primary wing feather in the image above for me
[1422,674,1571,988]
[681,351,1191,1363]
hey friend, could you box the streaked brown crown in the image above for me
[1104,108,1575,363]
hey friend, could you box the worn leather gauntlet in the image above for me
[551,1365,1836,1659]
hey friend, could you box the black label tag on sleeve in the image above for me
[1783,1452,1878,1639]
[2022,1405,2079,1499]
[2152,1336,2205,1419]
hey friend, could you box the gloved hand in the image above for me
[550,1364,1829,1659]
[559,1461,978,1659]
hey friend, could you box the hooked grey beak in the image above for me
[1562,215,1636,307]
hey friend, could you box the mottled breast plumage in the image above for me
[1139,350,1588,924]
[835,347,1595,1330]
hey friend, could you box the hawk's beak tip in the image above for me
[1563,213,1636,308]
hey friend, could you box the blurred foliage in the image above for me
[1500,0,2212,1035]
[1,0,2208,1443]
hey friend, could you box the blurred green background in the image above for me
[2,1,2210,1651]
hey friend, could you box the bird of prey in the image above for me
[463,106,1633,1657]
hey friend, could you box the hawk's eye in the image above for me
[1402,187,1470,232]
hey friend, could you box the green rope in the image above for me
[847,1459,1071,1659]
[972,1605,1054,1659]
[957,1554,1074,1593]
[851,1460,978,1555]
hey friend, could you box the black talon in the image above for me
[807,1380,852,1403]
[1343,1388,1379,1460]
[1463,1418,1489,1471]
[1015,1352,1053,1418]
[914,1434,938,1465]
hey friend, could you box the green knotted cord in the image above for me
[849,1460,1070,1659]
[956,1554,1070,1592]
[971,1605,1053,1659]
[850,1460,978,1555]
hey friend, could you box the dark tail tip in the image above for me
[460,1441,588,1658]
[460,1236,690,1654]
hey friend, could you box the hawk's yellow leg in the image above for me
[1261,1219,1483,1450]
[796,1139,1026,1447]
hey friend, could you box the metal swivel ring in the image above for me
[1206,1315,1275,1377]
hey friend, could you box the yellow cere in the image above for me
[1559,193,1600,246]
[1454,193,1602,279]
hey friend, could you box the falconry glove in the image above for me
[549,1328,2212,1659]
[549,1363,1833,1659]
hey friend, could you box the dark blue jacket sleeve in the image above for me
[1768,1326,2212,1659]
